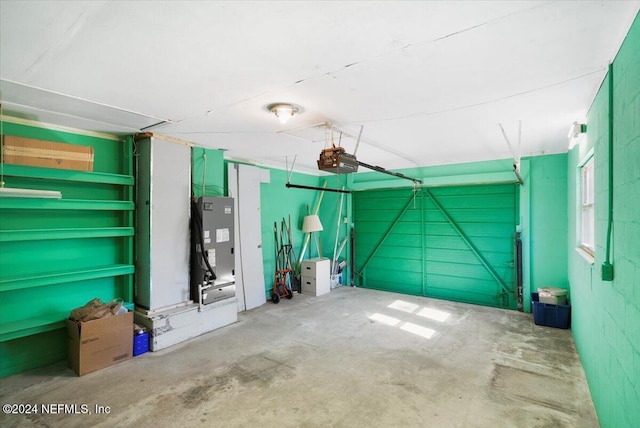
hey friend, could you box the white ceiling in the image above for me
[1,1,638,174]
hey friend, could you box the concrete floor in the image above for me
[0,287,598,428]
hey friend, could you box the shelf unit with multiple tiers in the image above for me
[0,119,135,376]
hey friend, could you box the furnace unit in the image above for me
[190,197,236,305]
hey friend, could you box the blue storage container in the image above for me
[531,293,571,329]
[133,332,149,356]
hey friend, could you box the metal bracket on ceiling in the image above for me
[498,122,524,186]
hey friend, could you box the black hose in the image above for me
[515,232,523,311]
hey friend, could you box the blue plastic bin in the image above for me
[531,293,571,329]
[133,332,149,356]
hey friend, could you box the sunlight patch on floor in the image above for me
[417,307,450,323]
[387,300,419,313]
[369,313,401,326]
[400,322,436,339]
[367,299,452,340]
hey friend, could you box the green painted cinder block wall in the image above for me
[528,153,569,292]
[568,12,640,428]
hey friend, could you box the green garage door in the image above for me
[353,183,518,309]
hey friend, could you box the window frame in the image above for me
[578,152,595,258]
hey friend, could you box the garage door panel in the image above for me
[427,274,499,294]
[363,279,422,295]
[430,185,513,196]
[364,265,423,285]
[357,193,415,208]
[357,220,422,234]
[423,223,464,237]
[426,251,513,273]
[357,234,422,248]
[426,209,514,223]
[356,253,423,271]
[367,258,423,274]
[373,246,424,261]
[423,222,514,237]
[425,236,512,252]
[426,248,490,265]
[425,195,513,210]
[354,183,516,309]
[356,209,421,223]
[442,223,514,238]
[427,261,497,282]
[391,223,424,235]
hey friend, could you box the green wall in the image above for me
[259,170,353,296]
[260,168,350,297]
[192,147,225,198]
[528,154,569,292]
[567,13,640,428]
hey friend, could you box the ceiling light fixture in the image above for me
[268,103,299,125]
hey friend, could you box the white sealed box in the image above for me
[537,287,568,305]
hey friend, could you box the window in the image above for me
[580,156,595,255]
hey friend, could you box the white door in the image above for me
[228,164,266,311]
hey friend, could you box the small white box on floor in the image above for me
[537,287,568,305]
[301,258,330,296]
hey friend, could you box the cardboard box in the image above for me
[3,135,94,172]
[537,287,568,305]
[66,311,133,376]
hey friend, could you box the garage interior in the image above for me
[0,2,639,427]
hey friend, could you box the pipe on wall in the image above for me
[602,63,614,281]
[515,231,523,311]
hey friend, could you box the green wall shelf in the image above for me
[2,164,134,185]
[0,264,135,292]
[0,227,134,242]
[0,313,68,343]
[0,199,134,211]
[0,298,136,343]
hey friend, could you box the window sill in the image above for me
[575,247,595,265]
